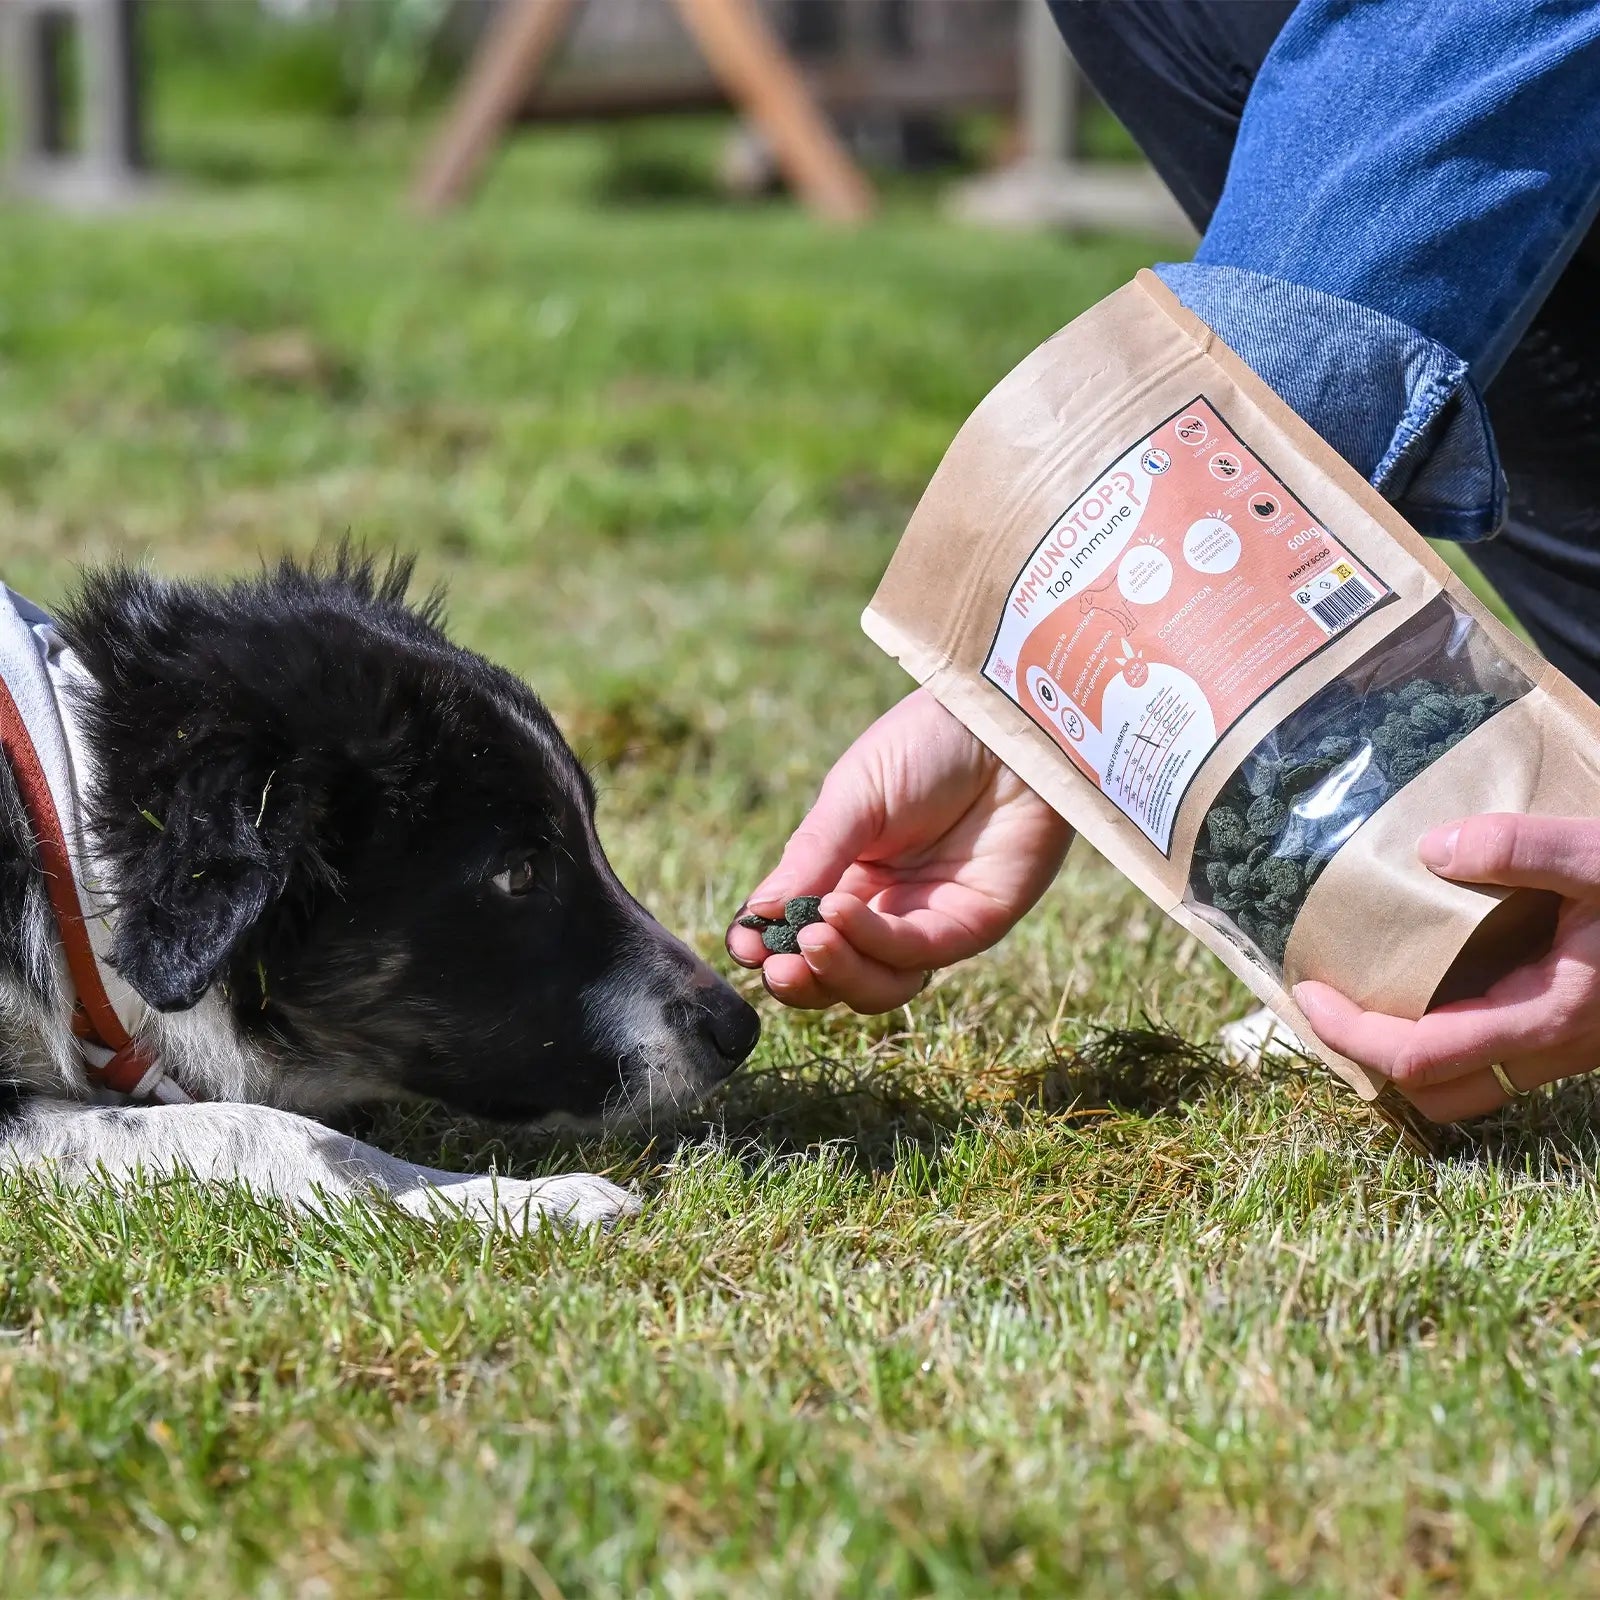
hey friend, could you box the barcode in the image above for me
[1310,576,1378,631]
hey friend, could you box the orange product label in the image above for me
[981,397,1390,852]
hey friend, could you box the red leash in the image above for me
[0,672,162,1096]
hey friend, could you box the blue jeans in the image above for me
[1050,0,1600,700]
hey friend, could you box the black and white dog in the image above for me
[0,555,759,1231]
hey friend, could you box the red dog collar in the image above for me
[0,661,186,1102]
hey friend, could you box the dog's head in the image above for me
[61,557,759,1124]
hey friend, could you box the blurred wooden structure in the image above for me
[0,0,147,208]
[952,0,1188,236]
[413,0,1018,222]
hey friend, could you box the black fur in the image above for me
[45,553,758,1121]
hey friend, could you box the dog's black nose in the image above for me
[699,982,761,1068]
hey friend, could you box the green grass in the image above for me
[2,96,1597,1599]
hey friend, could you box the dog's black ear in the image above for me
[109,761,317,1013]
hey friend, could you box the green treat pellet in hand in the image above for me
[737,912,773,931]
[784,895,824,929]
[762,922,802,955]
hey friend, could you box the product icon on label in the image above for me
[1249,492,1279,520]
[1027,666,1095,751]
[1182,514,1241,575]
[1209,452,1242,481]
[1117,541,1173,605]
[1141,447,1172,474]
[1175,415,1208,445]
[1116,638,1149,688]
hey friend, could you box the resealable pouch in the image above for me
[863,270,1600,1112]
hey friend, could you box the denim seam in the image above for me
[1401,501,1503,543]
[1371,366,1464,496]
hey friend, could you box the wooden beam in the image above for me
[412,0,875,224]
[410,0,580,214]
[670,0,873,224]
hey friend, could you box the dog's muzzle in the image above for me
[688,957,760,1078]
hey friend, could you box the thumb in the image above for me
[746,767,883,916]
[1418,812,1600,899]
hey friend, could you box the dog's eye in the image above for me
[493,856,542,897]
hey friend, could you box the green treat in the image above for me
[737,912,774,931]
[1408,694,1460,738]
[1392,678,1438,709]
[1206,807,1249,857]
[1245,762,1282,799]
[761,922,802,955]
[1237,909,1289,964]
[1251,856,1302,902]
[1204,860,1230,892]
[1317,734,1358,762]
[1278,761,1337,799]
[1246,794,1287,837]
[1387,749,1432,786]
[1369,712,1411,752]
[784,895,824,929]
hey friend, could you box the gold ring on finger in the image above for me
[1489,1062,1528,1099]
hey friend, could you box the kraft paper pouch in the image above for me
[863,269,1600,1119]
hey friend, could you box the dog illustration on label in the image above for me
[1076,574,1138,637]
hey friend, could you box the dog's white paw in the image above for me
[1218,1005,1305,1068]
[397,1172,641,1233]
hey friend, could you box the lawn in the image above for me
[4,85,1600,1600]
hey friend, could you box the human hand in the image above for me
[1295,813,1600,1122]
[727,689,1074,1012]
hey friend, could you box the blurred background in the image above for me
[0,0,1212,1049]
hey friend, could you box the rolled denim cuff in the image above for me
[1155,263,1507,542]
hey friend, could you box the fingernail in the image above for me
[798,929,829,966]
[748,875,793,913]
[1418,825,1460,871]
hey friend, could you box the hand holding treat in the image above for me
[737,897,825,955]
[727,689,1073,1013]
